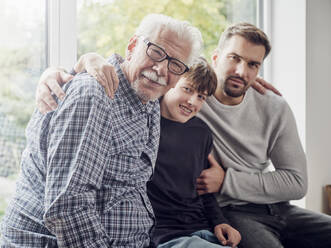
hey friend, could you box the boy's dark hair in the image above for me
[218,22,271,59]
[184,57,217,96]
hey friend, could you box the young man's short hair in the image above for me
[217,22,271,59]
[184,57,217,96]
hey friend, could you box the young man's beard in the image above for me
[223,76,248,98]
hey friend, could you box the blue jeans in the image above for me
[222,202,331,248]
[157,230,232,248]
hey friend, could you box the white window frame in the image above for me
[47,0,77,71]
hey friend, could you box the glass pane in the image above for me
[77,0,258,62]
[0,0,46,221]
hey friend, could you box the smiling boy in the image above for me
[148,57,241,248]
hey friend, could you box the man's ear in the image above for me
[211,50,219,68]
[125,35,139,60]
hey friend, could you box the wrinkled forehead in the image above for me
[148,27,192,64]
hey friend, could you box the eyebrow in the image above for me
[230,52,261,66]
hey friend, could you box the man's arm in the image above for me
[199,103,307,203]
[220,103,307,203]
[44,78,113,247]
[37,53,118,113]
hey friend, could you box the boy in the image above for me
[149,57,240,248]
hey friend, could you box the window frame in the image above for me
[47,0,77,71]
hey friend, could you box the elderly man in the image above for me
[0,14,202,248]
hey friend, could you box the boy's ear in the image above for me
[125,35,139,60]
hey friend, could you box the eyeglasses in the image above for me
[142,37,189,75]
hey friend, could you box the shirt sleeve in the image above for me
[201,127,229,228]
[221,103,307,203]
[43,85,113,247]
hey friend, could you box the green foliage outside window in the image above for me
[77,0,233,61]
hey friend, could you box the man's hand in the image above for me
[252,77,282,96]
[75,53,119,99]
[196,154,225,195]
[214,223,241,248]
[36,53,119,114]
[36,68,73,114]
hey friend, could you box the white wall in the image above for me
[268,0,307,208]
[269,0,331,213]
[306,0,331,214]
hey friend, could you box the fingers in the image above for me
[88,68,115,99]
[110,68,119,98]
[36,83,57,113]
[252,80,266,95]
[214,227,227,246]
[255,77,282,96]
[102,69,112,98]
[208,154,220,168]
[99,71,112,98]
[226,228,241,248]
[59,71,74,85]
[46,78,66,101]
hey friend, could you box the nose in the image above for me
[187,94,198,107]
[235,61,249,80]
[152,59,168,77]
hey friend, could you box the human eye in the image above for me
[229,54,240,62]
[230,54,238,59]
[198,94,207,101]
[148,45,164,60]
[248,62,260,69]
[182,86,192,93]
[169,60,184,74]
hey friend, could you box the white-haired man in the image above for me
[0,14,202,248]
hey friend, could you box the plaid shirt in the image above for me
[1,55,160,248]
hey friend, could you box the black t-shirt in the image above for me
[148,116,228,246]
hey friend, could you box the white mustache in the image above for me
[142,70,167,86]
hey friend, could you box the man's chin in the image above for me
[136,88,161,103]
[224,88,245,98]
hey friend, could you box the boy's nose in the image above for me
[187,95,197,106]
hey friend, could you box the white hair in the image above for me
[135,14,203,66]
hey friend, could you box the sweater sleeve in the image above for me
[221,102,307,204]
[202,127,229,227]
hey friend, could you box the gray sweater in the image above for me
[197,88,307,207]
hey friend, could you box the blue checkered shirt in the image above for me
[1,55,160,247]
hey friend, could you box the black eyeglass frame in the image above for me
[142,37,189,75]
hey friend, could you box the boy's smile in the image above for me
[160,77,207,123]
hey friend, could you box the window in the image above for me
[0,0,260,221]
[0,0,46,220]
[77,0,259,61]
